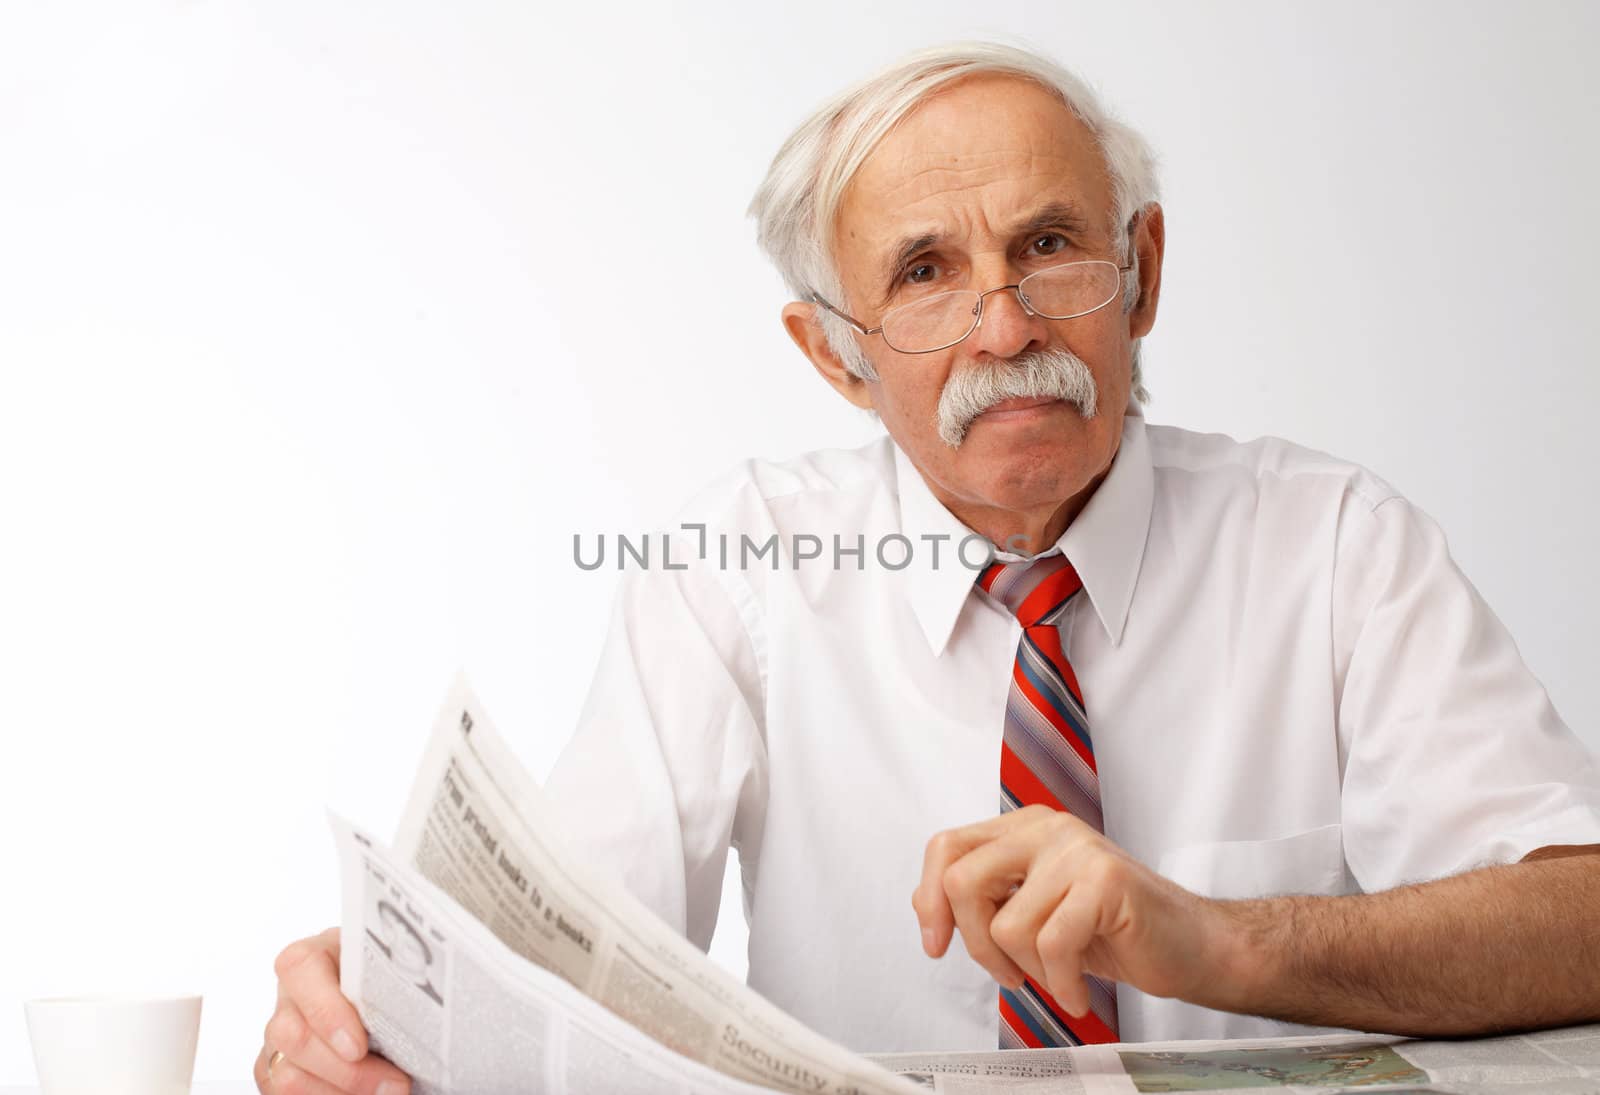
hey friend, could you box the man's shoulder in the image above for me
[1142,420,1402,516]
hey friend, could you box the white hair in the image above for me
[748,41,1159,402]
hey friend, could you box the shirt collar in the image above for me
[893,405,1154,656]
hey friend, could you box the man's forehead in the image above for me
[858,149,1096,213]
[834,76,1114,260]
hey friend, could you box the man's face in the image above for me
[825,75,1153,526]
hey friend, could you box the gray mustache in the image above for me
[935,349,1099,447]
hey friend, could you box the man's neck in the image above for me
[906,413,1129,557]
[944,471,1109,557]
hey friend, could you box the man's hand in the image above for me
[255,927,413,1095]
[914,808,1600,1037]
[911,806,1236,1016]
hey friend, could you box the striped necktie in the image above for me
[978,554,1120,1048]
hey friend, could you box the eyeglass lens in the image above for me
[880,261,1122,353]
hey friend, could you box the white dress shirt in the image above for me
[542,408,1600,1050]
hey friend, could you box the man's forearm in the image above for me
[1202,854,1600,1036]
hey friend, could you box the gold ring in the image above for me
[266,1049,286,1081]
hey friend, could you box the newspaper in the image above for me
[334,677,1600,1095]
[341,676,924,1095]
[335,815,778,1094]
[870,1024,1600,1093]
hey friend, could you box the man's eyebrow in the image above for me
[1009,201,1094,241]
[873,201,1097,303]
[876,230,942,299]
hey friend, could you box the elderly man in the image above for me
[255,42,1600,1095]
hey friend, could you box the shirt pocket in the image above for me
[1155,823,1348,900]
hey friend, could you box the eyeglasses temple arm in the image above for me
[807,293,881,336]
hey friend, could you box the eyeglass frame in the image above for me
[808,258,1135,355]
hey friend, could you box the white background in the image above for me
[2,0,1596,1084]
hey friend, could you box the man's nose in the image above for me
[966,283,1050,361]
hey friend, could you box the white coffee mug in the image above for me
[24,994,202,1095]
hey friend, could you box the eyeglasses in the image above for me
[809,259,1133,355]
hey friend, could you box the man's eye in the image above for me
[1030,233,1067,256]
[903,263,939,284]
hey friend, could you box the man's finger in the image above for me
[939,829,1057,987]
[265,1002,411,1095]
[275,939,368,1063]
[913,823,995,956]
[1036,880,1108,1017]
[255,1045,272,1094]
[261,1048,346,1095]
[913,808,1054,957]
[987,862,1079,986]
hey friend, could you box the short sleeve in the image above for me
[541,536,769,951]
[1334,493,1600,891]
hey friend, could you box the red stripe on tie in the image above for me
[998,995,1045,1049]
[1028,978,1119,1045]
[1012,660,1097,773]
[1015,566,1082,627]
[1000,742,1065,812]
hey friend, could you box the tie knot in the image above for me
[978,554,1083,627]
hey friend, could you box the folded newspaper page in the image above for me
[379,676,924,1095]
[335,813,779,1094]
[337,676,1600,1095]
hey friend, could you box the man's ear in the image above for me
[781,302,876,411]
[1127,203,1165,341]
